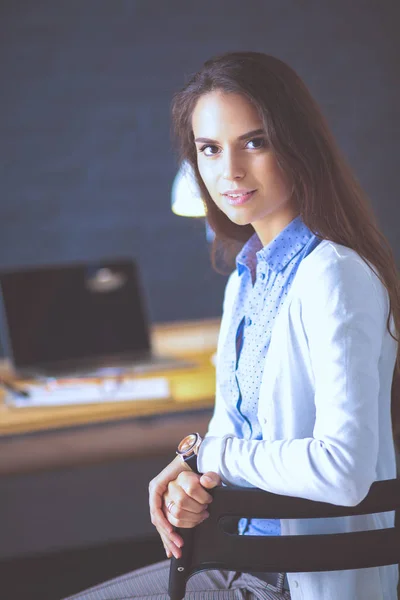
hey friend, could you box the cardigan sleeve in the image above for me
[198,253,390,506]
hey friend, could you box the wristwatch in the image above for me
[176,432,203,474]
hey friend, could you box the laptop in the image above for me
[0,259,191,379]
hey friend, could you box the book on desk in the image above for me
[3,375,171,408]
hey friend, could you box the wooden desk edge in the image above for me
[0,408,214,476]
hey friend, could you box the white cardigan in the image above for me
[198,239,398,600]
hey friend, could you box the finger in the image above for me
[160,531,181,560]
[151,503,184,548]
[148,455,192,526]
[164,507,210,529]
[167,482,209,515]
[176,472,214,504]
[160,511,184,547]
[166,506,209,527]
[164,492,209,528]
[149,480,172,532]
[157,509,183,557]
[199,471,222,489]
[150,485,183,546]
[162,540,172,559]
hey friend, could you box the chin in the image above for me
[232,218,252,227]
[225,210,252,227]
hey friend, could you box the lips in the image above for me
[223,190,256,206]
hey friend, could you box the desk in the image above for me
[0,319,220,560]
[0,318,220,438]
[0,318,219,475]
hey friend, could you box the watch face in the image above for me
[177,433,197,455]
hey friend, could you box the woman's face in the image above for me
[192,91,298,245]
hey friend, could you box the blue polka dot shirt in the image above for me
[218,214,322,536]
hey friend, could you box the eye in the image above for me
[198,144,220,157]
[246,137,267,149]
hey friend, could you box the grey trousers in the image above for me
[63,560,291,600]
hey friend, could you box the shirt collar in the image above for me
[236,215,314,276]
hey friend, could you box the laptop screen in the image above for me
[0,259,151,369]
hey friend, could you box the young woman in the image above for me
[67,52,399,600]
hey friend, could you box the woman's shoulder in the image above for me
[299,239,379,281]
[296,239,388,311]
[303,238,366,266]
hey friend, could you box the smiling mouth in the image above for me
[223,190,256,206]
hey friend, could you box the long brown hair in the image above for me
[171,51,400,440]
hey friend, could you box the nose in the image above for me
[221,149,245,181]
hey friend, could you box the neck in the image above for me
[253,207,300,247]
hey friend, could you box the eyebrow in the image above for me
[194,128,265,144]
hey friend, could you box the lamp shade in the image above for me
[171,161,206,217]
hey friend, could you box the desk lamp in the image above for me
[171,162,214,242]
[171,161,206,218]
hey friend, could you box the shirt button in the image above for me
[260,272,266,280]
[246,317,252,326]
[293,580,299,588]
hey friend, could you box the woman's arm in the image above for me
[148,273,237,558]
[198,255,389,506]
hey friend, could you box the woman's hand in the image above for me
[149,456,192,559]
[161,470,221,558]
[163,470,221,555]
[148,456,221,559]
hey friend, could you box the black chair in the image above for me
[168,478,400,600]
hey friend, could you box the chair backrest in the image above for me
[168,478,400,600]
